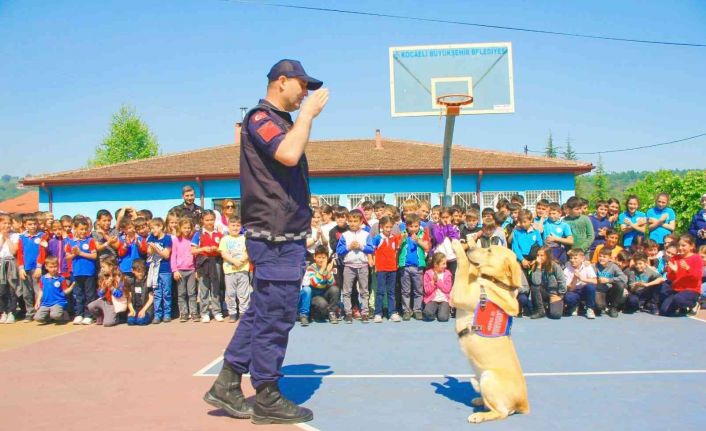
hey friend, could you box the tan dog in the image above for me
[450,241,529,423]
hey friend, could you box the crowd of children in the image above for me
[0,190,704,327]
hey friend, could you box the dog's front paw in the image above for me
[471,397,484,407]
[468,413,485,423]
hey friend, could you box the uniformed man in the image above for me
[203,59,328,425]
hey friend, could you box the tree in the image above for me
[90,105,159,167]
[591,155,609,203]
[544,131,557,158]
[563,135,577,160]
[625,170,706,233]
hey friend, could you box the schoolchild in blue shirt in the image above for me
[65,217,98,325]
[589,201,613,257]
[646,193,676,248]
[511,209,544,270]
[543,203,574,265]
[33,256,73,323]
[116,218,147,284]
[620,195,646,248]
[146,217,172,324]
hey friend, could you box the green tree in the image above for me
[563,135,577,160]
[544,131,557,158]
[90,105,159,167]
[591,155,609,203]
[625,170,706,233]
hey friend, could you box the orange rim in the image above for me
[436,94,474,107]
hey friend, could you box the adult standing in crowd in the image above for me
[215,199,238,234]
[203,59,328,425]
[689,193,706,248]
[170,185,204,229]
[646,193,676,248]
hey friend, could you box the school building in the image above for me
[22,131,593,217]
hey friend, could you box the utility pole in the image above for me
[240,107,248,121]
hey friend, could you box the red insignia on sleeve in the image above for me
[256,121,282,143]
[253,111,266,122]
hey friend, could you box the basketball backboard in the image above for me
[389,42,515,117]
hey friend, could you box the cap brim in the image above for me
[305,77,323,90]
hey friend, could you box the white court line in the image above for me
[294,423,321,431]
[192,354,224,377]
[688,315,706,323]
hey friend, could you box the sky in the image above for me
[1,0,705,177]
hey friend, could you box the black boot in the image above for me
[251,381,313,425]
[203,361,253,419]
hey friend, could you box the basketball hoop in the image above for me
[436,94,474,116]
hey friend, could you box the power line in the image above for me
[527,132,706,155]
[226,0,706,47]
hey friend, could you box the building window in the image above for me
[395,192,432,208]
[348,193,386,208]
[453,192,478,209]
[212,198,241,215]
[481,191,522,210]
[317,194,341,206]
[524,190,562,211]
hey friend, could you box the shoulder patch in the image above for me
[256,121,282,143]
[252,111,267,122]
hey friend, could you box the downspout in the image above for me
[476,170,483,205]
[195,177,205,208]
[41,182,53,212]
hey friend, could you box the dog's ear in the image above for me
[507,254,524,291]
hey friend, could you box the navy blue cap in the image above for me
[267,59,323,90]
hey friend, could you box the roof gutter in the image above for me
[40,182,53,213]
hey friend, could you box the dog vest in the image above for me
[458,284,513,338]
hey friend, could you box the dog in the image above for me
[450,241,529,423]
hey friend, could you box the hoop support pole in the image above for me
[441,114,456,207]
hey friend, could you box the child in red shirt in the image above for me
[660,234,703,316]
[371,216,401,323]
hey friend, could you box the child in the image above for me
[298,245,338,325]
[563,249,598,319]
[607,198,621,227]
[543,203,574,265]
[429,207,460,277]
[661,235,703,316]
[398,213,431,321]
[328,207,349,289]
[17,215,46,321]
[92,209,120,260]
[219,216,251,323]
[594,248,628,317]
[589,200,612,257]
[429,205,441,224]
[460,209,482,250]
[33,256,73,324]
[171,217,197,322]
[46,220,70,278]
[476,222,506,248]
[646,193,676,248]
[65,217,97,325]
[145,217,173,324]
[372,216,401,323]
[87,257,125,327]
[563,197,595,254]
[166,211,180,237]
[591,229,623,264]
[116,218,147,283]
[125,259,154,326]
[511,209,543,271]
[528,247,567,319]
[133,216,150,239]
[0,214,19,324]
[192,210,223,323]
[306,208,328,263]
[625,252,663,314]
[336,209,374,323]
[657,243,678,278]
[534,199,549,230]
[620,195,646,248]
[422,252,452,322]
[319,205,336,254]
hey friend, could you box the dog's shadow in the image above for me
[431,375,484,411]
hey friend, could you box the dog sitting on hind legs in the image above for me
[449,240,529,423]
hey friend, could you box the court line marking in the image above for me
[193,354,224,377]
[294,423,321,431]
[688,315,706,324]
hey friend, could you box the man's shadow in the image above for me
[279,363,333,404]
[431,375,483,411]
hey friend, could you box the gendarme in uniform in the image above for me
[204,59,326,425]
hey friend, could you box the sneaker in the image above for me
[390,313,402,322]
[688,302,701,316]
[24,315,32,323]
[5,313,15,324]
[344,314,353,324]
[152,317,161,324]
[81,317,93,325]
[73,315,83,325]
[585,308,596,319]
[328,312,338,324]
[360,313,369,323]
[413,311,424,321]
[214,313,224,322]
[179,314,188,323]
[229,315,238,323]
[373,314,383,323]
[164,316,172,323]
[402,311,412,321]
[201,314,211,323]
[0,313,6,324]
[299,315,309,327]
[352,308,361,320]
[191,314,200,322]
[608,307,619,318]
